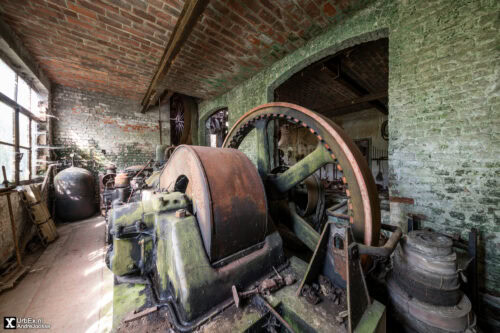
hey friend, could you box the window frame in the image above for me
[0,60,44,187]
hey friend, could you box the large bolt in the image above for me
[175,209,186,218]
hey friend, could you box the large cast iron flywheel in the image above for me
[223,102,380,246]
[159,145,268,263]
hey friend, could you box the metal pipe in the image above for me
[254,295,296,333]
[160,295,233,332]
[133,159,154,179]
[358,223,402,257]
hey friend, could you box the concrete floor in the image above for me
[0,216,113,332]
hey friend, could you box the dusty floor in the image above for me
[0,215,113,332]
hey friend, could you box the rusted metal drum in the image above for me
[392,230,461,306]
[387,230,474,332]
[160,145,268,263]
[114,172,130,188]
[386,275,474,332]
[54,167,96,221]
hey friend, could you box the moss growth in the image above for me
[112,283,147,330]
[111,239,136,276]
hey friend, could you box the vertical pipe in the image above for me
[158,96,163,145]
[468,228,478,314]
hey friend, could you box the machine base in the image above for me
[112,257,386,332]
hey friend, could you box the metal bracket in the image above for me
[296,222,371,332]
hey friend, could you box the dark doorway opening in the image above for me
[205,108,229,147]
[274,38,390,232]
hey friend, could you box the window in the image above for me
[0,60,16,100]
[0,59,43,185]
[18,78,30,110]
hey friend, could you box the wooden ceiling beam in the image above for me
[323,59,388,115]
[140,0,209,113]
[319,91,388,117]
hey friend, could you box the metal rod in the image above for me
[358,223,402,257]
[326,200,347,212]
[255,295,296,333]
[326,211,350,220]
[2,165,22,267]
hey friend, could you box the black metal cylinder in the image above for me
[54,167,96,221]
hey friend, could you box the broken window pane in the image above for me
[17,77,31,110]
[0,59,16,100]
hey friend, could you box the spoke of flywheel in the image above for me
[255,118,270,178]
[271,143,333,193]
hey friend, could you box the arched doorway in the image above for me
[273,38,389,229]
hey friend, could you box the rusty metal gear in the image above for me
[223,102,380,246]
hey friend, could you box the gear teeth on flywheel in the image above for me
[225,109,355,223]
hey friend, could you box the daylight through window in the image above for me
[0,59,44,184]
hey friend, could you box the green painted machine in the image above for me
[106,103,393,332]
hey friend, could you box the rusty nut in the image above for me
[175,209,186,218]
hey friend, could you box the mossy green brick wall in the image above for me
[199,0,499,292]
[53,85,170,171]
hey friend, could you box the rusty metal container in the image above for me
[159,145,268,263]
[54,167,96,222]
[114,172,130,188]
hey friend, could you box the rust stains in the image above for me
[323,3,337,17]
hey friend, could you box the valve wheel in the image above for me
[223,102,380,246]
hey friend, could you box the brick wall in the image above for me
[198,0,499,295]
[389,0,499,295]
[1,84,169,270]
[52,85,169,171]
